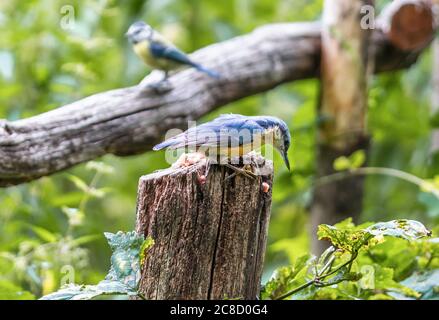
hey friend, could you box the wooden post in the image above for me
[135,155,273,299]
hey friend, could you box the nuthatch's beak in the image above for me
[282,151,290,171]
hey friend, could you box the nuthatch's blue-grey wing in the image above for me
[150,41,220,78]
[153,116,264,151]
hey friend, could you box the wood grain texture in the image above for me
[0,0,435,187]
[135,157,273,299]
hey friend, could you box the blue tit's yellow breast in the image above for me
[133,41,177,71]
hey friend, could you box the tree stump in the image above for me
[135,155,273,299]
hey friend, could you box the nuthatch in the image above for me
[126,21,220,84]
[153,114,291,174]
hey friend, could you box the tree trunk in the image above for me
[430,38,439,156]
[311,0,434,254]
[135,155,273,299]
[311,0,373,254]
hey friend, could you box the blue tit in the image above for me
[126,21,220,82]
[153,114,291,171]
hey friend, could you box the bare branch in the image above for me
[0,1,435,186]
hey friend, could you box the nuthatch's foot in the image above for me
[223,163,256,181]
[172,153,210,185]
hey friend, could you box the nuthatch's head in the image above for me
[261,117,291,171]
[125,21,153,44]
[274,119,291,171]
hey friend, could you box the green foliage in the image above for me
[0,0,438,300]
[40,231,153,300]
[333,150,366,171]
[389,269,439,300]
[264,219,437,300]
[0,280,35,300]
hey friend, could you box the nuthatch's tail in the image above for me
[153,139,176,151]
[192,63,220,79]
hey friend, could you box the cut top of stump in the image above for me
[140,152,274,181]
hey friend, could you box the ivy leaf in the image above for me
[40,280,135,300]
[40,231,153,300]
[104,231,148,288]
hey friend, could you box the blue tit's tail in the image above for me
[192,63,220,79]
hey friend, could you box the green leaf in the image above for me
[333,150,366,171]
[67,175,89,193]
[366,220,432,241]
[430,111,439,128]
[104,231,147,288]
[396,270,439,300]
[0,280,35,300]
[317,224,371,253]
[318,219,431,253]
[372,265,421,299]
[333,156,351,171]
[39,280,135,300]
[41,231,153,300]
[261,254,311,300]
[418,192,439,219]
[29,225,58,243]
[140,237,154,265]
[70,234,101,247]
[350,150,366,168]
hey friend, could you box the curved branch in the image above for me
[0,1,435,186]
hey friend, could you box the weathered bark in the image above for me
[311,0,373,254]
[0,0,435,187]
[135,156,273,299]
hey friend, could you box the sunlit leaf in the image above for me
[29,225,58,243]
[318,219,431,253]
[366,220,431,241]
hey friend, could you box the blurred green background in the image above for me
[0,0,438,299]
